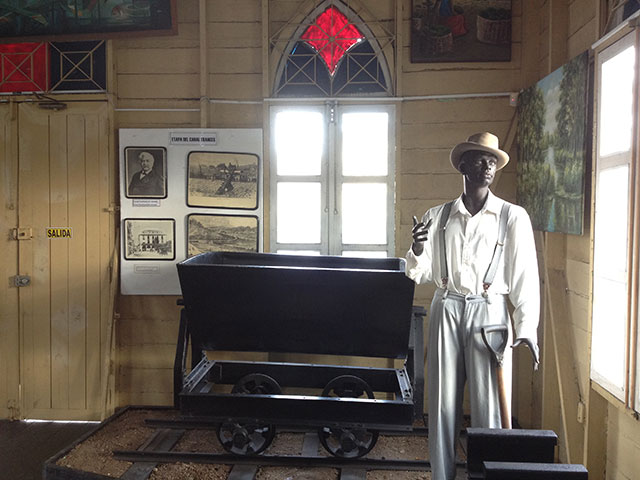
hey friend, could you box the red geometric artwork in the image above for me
[301,6,364,75]
[0,43,48,93]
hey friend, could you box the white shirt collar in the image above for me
[451,190,502,217]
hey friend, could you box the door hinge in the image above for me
[11,227,32,240]
[12,275,31,287]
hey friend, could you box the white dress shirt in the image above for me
[405,190,540,342]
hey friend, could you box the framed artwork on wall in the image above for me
[124,218,175,260]
[0,0,177,42]
[187,214,259,257]
[125,147,167,199]
[187,152,259,209]
[410,0,512,63]
[517,50,590,235]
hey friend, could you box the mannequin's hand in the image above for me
[411,216,433,256]
[512,337,540,370]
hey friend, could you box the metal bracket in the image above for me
[13,275,31,287]
[11,227,32,240]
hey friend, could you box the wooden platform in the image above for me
[0,419,96,480]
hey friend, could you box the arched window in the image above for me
[273,2,392,97]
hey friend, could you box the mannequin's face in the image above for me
[460,151,497,187]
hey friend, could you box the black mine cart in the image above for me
[174,251,417,459]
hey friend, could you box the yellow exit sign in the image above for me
[47,227,72,238]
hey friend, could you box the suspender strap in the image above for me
[482,202,511,291]
[438,201,454,286]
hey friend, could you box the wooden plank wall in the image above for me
[0,103,19,420]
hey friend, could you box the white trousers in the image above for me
[427,288,513,480]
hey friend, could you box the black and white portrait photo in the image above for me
[125,147,167,198]
[124,218,175,260]
[187,152,259,209]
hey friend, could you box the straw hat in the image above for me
[450,132,509,172]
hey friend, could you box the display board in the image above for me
[119,128,263,295]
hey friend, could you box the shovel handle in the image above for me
[481,324,509,366]
[496,366,511,429]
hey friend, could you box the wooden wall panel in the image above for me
[402,70,518,96]
[19,106,53,414]
[208,73,262,99]
[209,22,262,48]
[208,48,262,74]
[0,104,19,420]
[50,115,72,410]
[16,103,112,421]
[117,49,200,74]
[606,405,640,480]
[117,74,200,100]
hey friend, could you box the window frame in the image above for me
[592,27,640,412]
[268,102,396,257]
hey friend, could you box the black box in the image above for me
[467,428,558,478]
[483,461,588,479]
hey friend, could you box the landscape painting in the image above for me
[187,152,259,209]
[411,0,512,63]
[187,214,258,257]
[517,50,589,235]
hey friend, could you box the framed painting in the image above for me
[187,214,259,257]
[187,152,259,209]
[0,0,177,42]
[410,0,512,63]
[124,218,175,260]
[125,147,167,199]
[517,50,590,235]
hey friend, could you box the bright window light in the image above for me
[277,182,321,243]
[275,111,324,176]
[342,183,387,244]
[592,165,630,396]
[342,112,388,176]
[277,250,321,256]
[599,45,635,157]
[342,250,388,258]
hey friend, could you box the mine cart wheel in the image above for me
[218,374,281,455]
[319,375,379,458]
[321,374,374,399]
[217,422,276,455]
[318,426,379,458]
[231,373,282,395]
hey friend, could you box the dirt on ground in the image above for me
[54,408,467,479]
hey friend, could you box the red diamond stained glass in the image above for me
[301,6,364,76]
[0,43,48,93]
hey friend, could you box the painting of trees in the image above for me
[517,51,589,234]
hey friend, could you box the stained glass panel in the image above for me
[0,40,105,93]
[0,42,47,93]
[50,41,106,91]
[300,6,364,75]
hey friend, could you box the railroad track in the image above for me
[113,418,467,480]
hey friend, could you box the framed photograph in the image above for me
[517,51,589,235]
[410,0,512,63]
[0,0,177,42]
[124,218,175,260]
[125,147,167,199]
[187,152,259,209]
[187,214,259,257]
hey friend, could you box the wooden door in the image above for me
[0,102,20,419]
[18,101,114,420]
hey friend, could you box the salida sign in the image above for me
[47,227,72,239]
